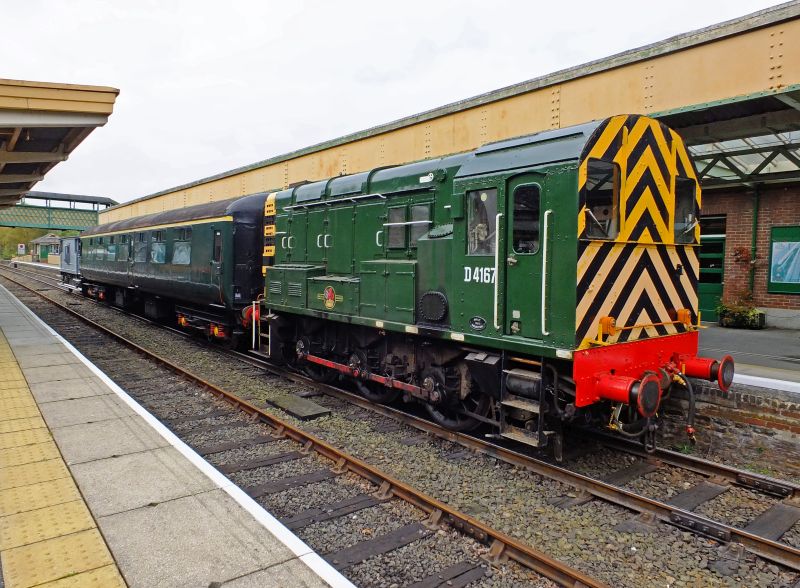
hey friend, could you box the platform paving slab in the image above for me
[222,558,332,587]
[52,415,171,465]
[71,446,218,517]
[99,489,301,588]
[36,393,133,429]
[29,376,111,404]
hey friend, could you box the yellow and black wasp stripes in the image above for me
[262,191,277,276]
[576,115,700,349]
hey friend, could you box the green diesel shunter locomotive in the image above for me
[265,114,733,453]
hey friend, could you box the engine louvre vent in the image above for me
[288,282,302,297]
[419,290,448,322]
[269,281,282,295]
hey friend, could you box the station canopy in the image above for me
[0,79,119,210]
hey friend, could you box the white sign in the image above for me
[16,243,25,255]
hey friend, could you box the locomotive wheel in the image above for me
[296,337,337,383]
[423,371,489,432]
[355,380,400,404]
[349,350,399,403]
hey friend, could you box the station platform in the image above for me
[699,323,800,394]
[0,284,353,588]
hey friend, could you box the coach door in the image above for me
[504,174,545,339]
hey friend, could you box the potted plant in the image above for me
[716,294,766,329]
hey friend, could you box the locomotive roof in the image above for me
[455,120,603,178]
[82,192,268,237]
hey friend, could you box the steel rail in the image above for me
[586,432,800,499]
[0,269,605,588]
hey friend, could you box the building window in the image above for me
[674,178,698,244]
[150,231,166,264]
[467,188,498,255]
[768,226,800,294]
[582,159,620,240]
[512,185,540,254]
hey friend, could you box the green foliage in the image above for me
[716,294,765,329]
[0,227,79,259]
[675,442,695,454]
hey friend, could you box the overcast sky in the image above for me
[6,0,787,203]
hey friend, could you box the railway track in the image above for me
[0,265,595,588]
[2,263,799,586]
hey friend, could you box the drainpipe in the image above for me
[748,185,760,296]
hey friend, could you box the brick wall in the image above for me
[702,185,800,311]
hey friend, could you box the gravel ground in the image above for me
[694,487,777,528]
[4,272,799,588]
[783,523,800,549]
[229,455,325,488]
[259,473,374,520]
[623,467,706,501]
[297,501,423,556]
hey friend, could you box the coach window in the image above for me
[410,204,431,247]
[513,185,540,253]
[107,236,117,261]
[172,228,192,265]
[97,237,105,261]
[467,188,497,255]
[387,207,406,249]
[134,232,148,262]
[583,160,620,240]
[213,230,222,262]
[150,231,166,263]
[674,178,698,244]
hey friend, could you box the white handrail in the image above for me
[375,231,383,247]
[541,209,553,336]
[493,212,503,330]
[316,234,323,248]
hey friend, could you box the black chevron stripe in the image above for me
[624,167,669,227]
[674,245,698,290]
[604,252,682,327]
[576,243,638,342]
[617,293,671,342]
[626,123,672,190]
[654,246,695,314]
[577,241,616,294]
[627,204,663,242]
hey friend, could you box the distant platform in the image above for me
[0,283,353,588]
[699,323,800,395]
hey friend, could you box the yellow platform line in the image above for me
[0,329,126,588]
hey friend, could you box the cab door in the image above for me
[504,174,545,339]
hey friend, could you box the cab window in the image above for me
[387,207,406,249]
[410,204,431,247]
[512,185,540,253]
[674,178,698,244]
[583,160,620,240]
[467,188,498,255]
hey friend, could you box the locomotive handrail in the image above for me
[541,209,553,336]
[493,212,503,330]
[375,231,383,247]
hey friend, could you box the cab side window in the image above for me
[467,188,498,255]
[512,185,540,253]
[583,159,620,240]
[674,178,698,244]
